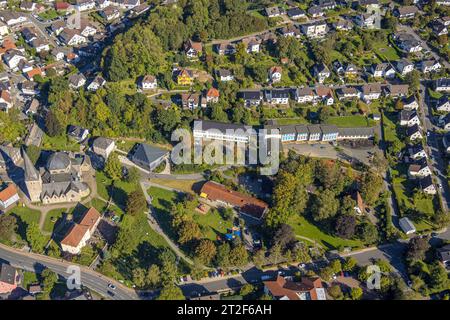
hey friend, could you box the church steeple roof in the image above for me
[22,148,40,181]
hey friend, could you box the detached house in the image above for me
[399,110,420,127]
[92,137,115,159]
[140,75,157,89]
[313,63,330,83]
[2,49,26,70]
[176,68,194,86]
[287,7,306,19]
[419,175,436,195]
[265,6,281,18]
[394,6,418,19]
[418,60,442,73]
[67,125,89,142]
[0,184,19,211]
[213,43,236,55]
[184,39,202,59]
[294,87,315,104]
[75,0,96,11]
[409,144,427,160]
[371,63,395,79]
[0,264,19,294]
[386,84,409,98]
[59,29,87,46]
[396,59,414,76]
[435,95,450,112]
[68,73,86,89]
[240,90,263,107]
[205,88,219,104]
[301,22,327,38]
[264,88,290,105]
[129,143,169,172]
[408,159,431,178]
[336,87,360,100]
[87,76,106,91]
[433,78,450,92]
[242,37,261,53]
[354,13,376,29]
[407,124,423,141]
[0,90,12,111]
[181,92,201,110]
[402,96,419,110]
[264,276,326,300]
[268,66,282,83]
[393,33,422,53]
[216,69,233,82]
[361,83,382,102]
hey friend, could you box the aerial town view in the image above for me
[0,0,449,307]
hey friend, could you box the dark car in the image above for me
[107,290,115,297]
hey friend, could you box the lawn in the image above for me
[148,186,232,241]
[22,271,38,290]
[373,42,401,62]
[325,115,371,127]
[38,9,60,21]
[287,215,364,250]
[42,209,66,234]
[95,171,138,209]
[41,134,80,152]
[7,206,41,226]
[272,117,309,125]
[150,179,199,194]
[428,88,443,100]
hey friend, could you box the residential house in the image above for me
[441,113,450,131]
[87,76,106,91]
[68,73,86,89]
[399,110,420,127]
[337,127,375,140]
[67,125,89,142]
[0,145,20,173]
[205,88,219,104]
[199,181,269,219]
[396,59,414,76]
[313,63,330,83]
[361,83,382,102]
[336,86,361,100]
[192,120,252,144]
[263,276,326,300]
[429,20,448,37]
[0,11,28,26]
[184,39,202,59]
[176,68,193,86]
[385,84,409,98]
[315,86,334,105]
[240,90,263,107]
[444,132,450,154]
[408,159,431,177]
[2,49,26,70]
[75,0,96,11]
[315,0,336,10]
[92,137,115,159]
[129,143,169,172]
[0,264,19,294]
[279,25,301,38]
[354,13,376,29]
[300,21,327,38]
[407,124,423,141]
[216,69,234,82]
[60,207,101,254]
[0,184,19,211]
[399,217,416,235]
[0,90,12,111]
[214,42,236,55]
[265,6,281,18]
[21,81,39,95]
[59,29,87,46]
[418,60,442,73]
[0,21,9,38]
[264,88,290,105]
[114,0,141,9]
[25,98,39,115]
[241,37,261,53]
[333,19,353,31]
[343,63,359,78]
[294,87,315,104]
[352,191,365,215]
[321,125,339,141]
[100,6,120,21]
[393,32,422,53]
[419,175,436,195]
[394,6,418,19]
[97,0,110,9]
[308,6,325,18]
[371,63,395,79]
[437,244,450,266]
[408,144,427,160]
[129,3,150,16]
[20,2,36,11]
[435,95,450,112]
[268,66,282,83]
[433,78,450,92]
[49,21,65,36]
[307,125,322,141]
[140,75,157,89]
[402,95,419,110]
[181,92,201,110]
[287,7,306,19]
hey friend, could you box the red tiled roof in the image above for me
[0,90,11,103]
[60,207,101,248]
[264,276,324,300]
[27,68,42,80]
[206,88,219,98]
[0,184,18,202]
[200,181,268,219]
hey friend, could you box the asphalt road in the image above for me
[0,244,139,300]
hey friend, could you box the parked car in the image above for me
[107,283,116,290]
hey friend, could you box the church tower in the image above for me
[22,148,42,202]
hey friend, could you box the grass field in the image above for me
[150,179,199,194]
[287,215,364,250]
[42,134,80,152]
[22,271,38,290]
[148,186,231,241]
[325,115,371,127]
[42,209,66,234]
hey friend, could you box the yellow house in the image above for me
[177,68,193,86]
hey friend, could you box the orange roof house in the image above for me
[199,181,268,219]
[26,67,43,81]
[60,207,101,254]
[0,184,19,210]
[263,276,326,300]
[177,68,194,86]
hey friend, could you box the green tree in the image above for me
[229,244,249,267]
[125,167,141,184]
[125,189,147,216]
[328,285,344,300]
[132,268,147,288]
[343,257,357,272]
[38,268,58,300]
[194,239,217,265]
[104,153,122,181]
[26,222,47,253]
[0,214,17,243]
[357,222,379,244]
[177,220,202,245]
[311,190,339,221]
[428,262,449,291]
[146,264,161,288]
[350,287,363,300]
[157,283,185,300]
[239,284,254,297]
[159,249,179,284]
